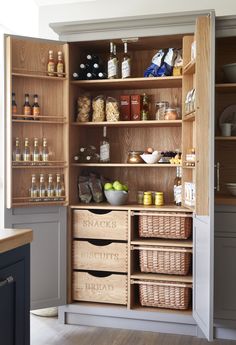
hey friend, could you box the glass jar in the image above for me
[155,192,164,206]
[137,191,144,204]
[155,101,169,120]
[143,191,152,205]
[127,151,144,164]
[164,108,178,120]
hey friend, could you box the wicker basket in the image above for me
[138,280,191,310]
[139,246,192,275]
[138,212,192,239]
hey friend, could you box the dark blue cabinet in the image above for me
[0,245,30,345]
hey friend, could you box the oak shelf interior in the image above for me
[71,120,182,127]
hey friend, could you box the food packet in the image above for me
[89,174,104,203]
[78,176,92,203]
[77,95,91,122]
[157,48,177,76]
[106,97,120,122]
[173,49,183,76]
[144,50,165,77]
[92,95,105,122]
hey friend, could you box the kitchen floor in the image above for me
[30,314,236,345]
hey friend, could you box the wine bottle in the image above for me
[173,166,182,206]
[121,42,131,78]
[107,42,118,79]
[100,126,110,162]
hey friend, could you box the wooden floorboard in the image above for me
[31,314,235,345]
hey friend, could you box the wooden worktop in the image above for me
[0,228,33,254]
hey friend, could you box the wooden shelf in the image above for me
[12,119,67,124]
[215,83,236,93]
[12,196,67,207]
[69,203,192,212]
[215,194,236,205]
[131,239,193,248]
[183,110,196,121]
[215,136,236,141]
[183,60,196,75]
[182,165,195,169]
[71,163,181,168]
[71,120,182,127]
[12,71,67,81]
[70,76,182,90]
[131,272,193,284]
[12,162,67,169]
[12,114,66,119]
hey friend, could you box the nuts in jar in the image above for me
[164,108,178,120]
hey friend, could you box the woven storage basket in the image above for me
[139,246,192,275]
[138,212,192,239]
[138,280,191,310]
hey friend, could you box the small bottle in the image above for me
[121,42,131,79]
[42,138,49,161]
[47,50,55,77]
[12,92,17,118]
[33,138,40,161]
[107,42,118,79]
[13,137,21,162]
[55,173,63,197]
[29,174,38,198]
[39,174,46,198]
[47,174,54,197]
[100,126,110,163]
[32,94,40,120]
[23,93,32,120]
[143,191,152,206]
[113,44,119,78]
[23,138,31,161]
[141,93,150,121]
[174,167,182,206]
[57,51,64,77]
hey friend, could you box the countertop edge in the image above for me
[0,229,33,254]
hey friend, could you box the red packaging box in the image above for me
[120,95,131,121]
[131,95,141,120]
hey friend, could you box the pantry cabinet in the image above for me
[2,10,216,341]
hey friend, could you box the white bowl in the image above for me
[226,183,236,196]
[104,190,128,205]
[140,151,161,164]
[223,63,236,83]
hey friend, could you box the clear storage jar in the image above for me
[155,101,169,120]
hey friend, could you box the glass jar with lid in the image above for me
[155,101,169,120]
[127,151,144,164]
[164,108,178,120]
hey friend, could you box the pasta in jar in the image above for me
[77,95,91,122]
[106,97,120,122]
[92,95,105,122]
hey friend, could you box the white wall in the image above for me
[0,0,39,37]
[39,0,236,40]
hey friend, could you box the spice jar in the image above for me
[155,101,169,120]
[127,151,144,164]
[164,108,178,120]
[155,192,164,206]
[143,191,152,205]
[137,191,144,204]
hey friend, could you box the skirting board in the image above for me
[215,327,236,340]
[58,304,199,337]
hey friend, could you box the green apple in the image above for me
[114,183,123,191]
[104,183,113,191]
[122,184,128,192]
[113,180,121,189]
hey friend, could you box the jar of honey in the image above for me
[143,191,152,206]
[155,192,164,206]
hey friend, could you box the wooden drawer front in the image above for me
[73,210,128,240]
[73,272,127,305]
[73,241,127,273]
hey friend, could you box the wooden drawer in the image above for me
[73,241,127,273]
[73,210,128,240]
[73,271,127,305]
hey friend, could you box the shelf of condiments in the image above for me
[47,50,65,77]
[12,93,40,120]
[76,93,181,122]
[29,173,65,201]
[12,137,54,164]
[72,41,183,81]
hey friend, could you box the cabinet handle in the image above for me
[0,276,14,288]
[215,162,220,192]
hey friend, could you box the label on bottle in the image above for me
[30,189,38,198]
[57,62,64,77]
[122,59,131,78]
[23,153,31,161]
[15,153,21,162]
[108,59,117,78]
[174,185,182,204]
[39,188,46,197]
[42,153,49,162]
[33,107,40,118]
[33,153,40,161]
[48,62,55,76]
[24,106,31,116]
[100,143,110,162]
[12,105,17,115]
[47,189,54,197]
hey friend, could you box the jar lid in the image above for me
[155,101,169,106]
[144,191,152,195]
[165,108,177,112]
[155,192,163,195]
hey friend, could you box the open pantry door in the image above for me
[192,13,215,341]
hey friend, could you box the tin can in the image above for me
[155,192,164,206]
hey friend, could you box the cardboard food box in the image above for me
[131,95,141,120]
[120,95,131,121]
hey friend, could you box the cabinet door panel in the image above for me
[5,206,67,310]
[215,237,236,320]
[193,13,215,341]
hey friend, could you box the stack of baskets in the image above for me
[137,212,192,310]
